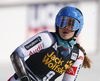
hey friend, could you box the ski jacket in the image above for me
[13,30,84,81]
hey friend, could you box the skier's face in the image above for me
[59,26,75,40]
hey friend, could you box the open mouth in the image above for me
[63,32,68,34]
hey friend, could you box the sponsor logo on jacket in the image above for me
[29,44,42,55]
[65,66,77,75]
[78,56,83,60]
[42,51,73,74]
[24,36,42,50]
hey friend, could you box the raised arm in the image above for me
[10,30,55,81]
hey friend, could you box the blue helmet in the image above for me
[55,6,84,37]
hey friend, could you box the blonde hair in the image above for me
[76,43,91,68]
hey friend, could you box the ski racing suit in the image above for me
[8,30,84,81]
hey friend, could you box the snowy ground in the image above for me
[1,53,100,81]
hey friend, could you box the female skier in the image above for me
[8,6,91,81]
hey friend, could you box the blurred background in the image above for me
[0,0,100,81]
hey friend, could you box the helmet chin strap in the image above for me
[55,33,76,49]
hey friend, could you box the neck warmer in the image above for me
[55,33,76,49]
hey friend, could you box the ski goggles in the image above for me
[56,16,79,31]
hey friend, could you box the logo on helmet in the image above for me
[65,10,77,17]
[69,13,71,16]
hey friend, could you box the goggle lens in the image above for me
[56,16,79,31]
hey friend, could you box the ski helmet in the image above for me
[55,6,83,37]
